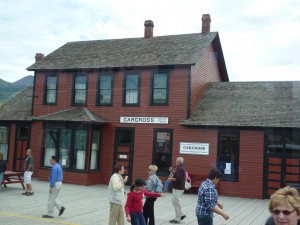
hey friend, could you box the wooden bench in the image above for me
[187,174,221,194]
[187,174,207,193]
[1,171,25,190]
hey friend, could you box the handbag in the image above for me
[185,181,191,190]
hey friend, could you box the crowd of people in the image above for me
[108,157,230,225]
[108,157,300,225]
[1,149,300,225]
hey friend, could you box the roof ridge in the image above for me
[35,108,76,119]
[83,108,96,121]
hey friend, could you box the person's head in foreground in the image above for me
[130,178,146,191]
[269,187,300,225]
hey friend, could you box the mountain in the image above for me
[0,75,34,106]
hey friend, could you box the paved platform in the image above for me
[0,179,271,225]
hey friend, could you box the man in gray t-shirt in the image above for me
[23,149,34,196]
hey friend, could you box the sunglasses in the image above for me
[148,169,152,171]
[272,209,295,216]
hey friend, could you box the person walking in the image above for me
[0,152,6,192]
[143,165,160,225]
[107,163,128,225]
[42,155,65,218]
[195,168,229,225]
[22,149,34,196]
[168,157,186,224]
[125,178,164,225]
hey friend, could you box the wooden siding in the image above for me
[33,68,190,118]
[6,123,16,171]
[32,67,192,185]
[190,44,222,115]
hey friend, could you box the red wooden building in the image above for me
[1,14,300,199]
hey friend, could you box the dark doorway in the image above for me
[13,124,31,171]
[113,128,135,185]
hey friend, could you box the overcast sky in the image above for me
[0,0,299,83]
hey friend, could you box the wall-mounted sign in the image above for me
[119,155,128,159]
[224,163,231,174]
[180,142,209,155]
[120,117,169,124]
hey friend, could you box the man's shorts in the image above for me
[24,171,33,184]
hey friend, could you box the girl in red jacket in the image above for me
[125,178,164,225]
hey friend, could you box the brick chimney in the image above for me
[144,20,154,38]
[201,14,211,34]
[35,53,44,62]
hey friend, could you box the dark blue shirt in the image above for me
[195,179,218,217]
[49,162,63,188]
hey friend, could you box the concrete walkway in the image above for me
[0,179,271,225]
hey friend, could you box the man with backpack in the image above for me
[168,157,186,224]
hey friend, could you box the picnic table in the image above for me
[1,171,25,189]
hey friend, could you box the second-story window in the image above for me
[151,72,168,105]
[97,74,113,105]
[45,75,57,104]
[73,74,87,105]
[123,74,139,105]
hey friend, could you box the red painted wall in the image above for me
[218,130,264,199]
[6,123,16,171]
[190,44,222,114]
[32,67,193,185]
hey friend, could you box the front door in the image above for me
[263,130,300,198]
[13,124,31,171]
[113,128,134,185]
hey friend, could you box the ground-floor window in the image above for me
[0,126,9,160]
[42,126,100,171]
[153,129,173,175]
[90,130,100,170]
[217,129,239,181]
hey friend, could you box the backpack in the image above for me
[154,177,163,193]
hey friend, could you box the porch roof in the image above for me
[0,87,33,121]
[33,108,107,124]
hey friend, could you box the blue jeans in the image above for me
[0,172,3,191]
[130,212,146,225]
[164,180,171,192]
[197,215,213,225]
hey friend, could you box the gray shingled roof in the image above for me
[180,81,300,128]
[0,87,33,121]
[27,33,218,70]
[33,108,107,124]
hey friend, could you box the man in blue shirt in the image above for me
[195,168,229,225]
[42,156,65,218]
